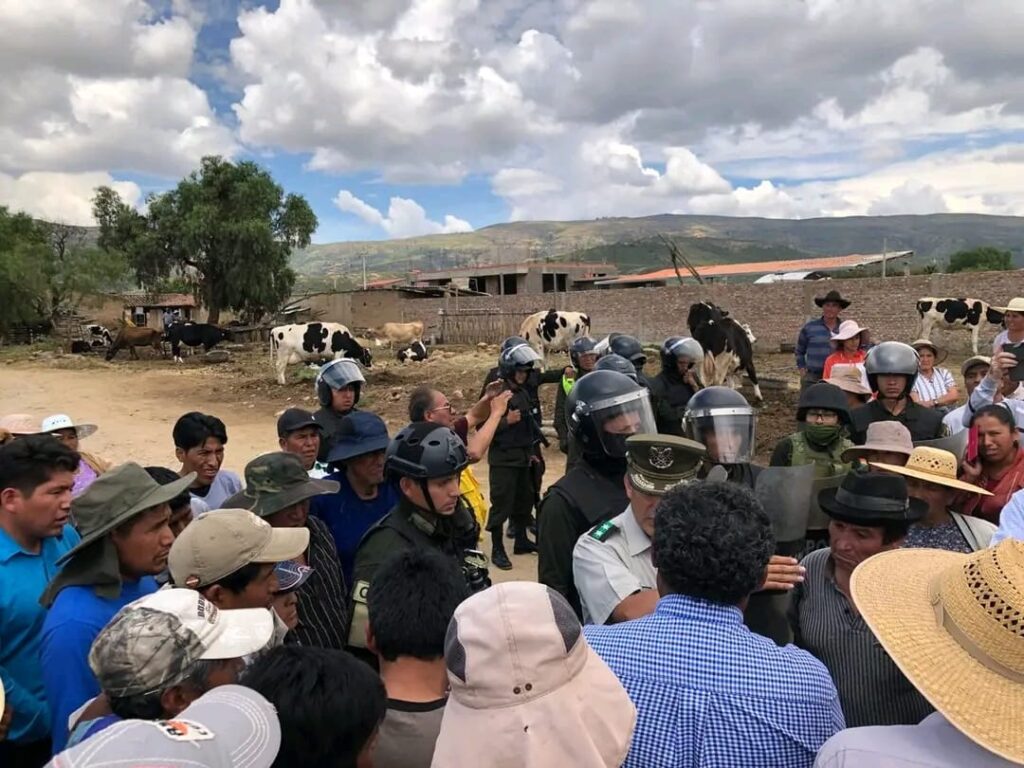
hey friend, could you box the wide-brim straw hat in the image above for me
[994,297,1024,314]
[40,413,98,440]
[870,446,992,496]
[851,540,1024,763]
[911,338,948,365]
[830,320,869,342]
[0,413,38,436]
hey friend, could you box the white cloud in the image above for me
[0,171,141,225]
[334,190,473,238]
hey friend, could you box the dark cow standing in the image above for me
[165,323,231,362]
[397,340,429,363]
[916,297,1004,355]
[687,301,763,402]
[271,322,373,384]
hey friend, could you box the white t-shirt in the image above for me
[912,368,955,403]
[189,470,242,510]
[942,404,968,435]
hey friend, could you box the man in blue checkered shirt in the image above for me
[796,290,849,391]
[585,481,845,768]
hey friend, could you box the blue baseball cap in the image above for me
[326,412,390,464]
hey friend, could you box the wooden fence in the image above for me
[438,309,534,345]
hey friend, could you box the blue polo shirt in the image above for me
[311,473,399,587]
[40,576,158,753]
[0,524,79,744]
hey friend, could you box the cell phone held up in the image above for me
[1002,343,1024,382]
[966,426,979,465]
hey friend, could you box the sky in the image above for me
[4,0,1024,244]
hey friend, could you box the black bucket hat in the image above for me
[817,470,927,526]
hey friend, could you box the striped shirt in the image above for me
[789,549,933,727]
[797,316,843,374]
[911,367,955,403]
[585,593,844,767]
[287,516,349,650]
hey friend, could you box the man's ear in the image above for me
[175,447,186,465]
[278,438,287,450]
[0,487,23,513]
[201,585,225,608]
[399,476,415,498]
[160,684,197,718]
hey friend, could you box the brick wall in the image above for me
[367,270,1021,352]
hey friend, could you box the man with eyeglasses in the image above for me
[770,383,854,477]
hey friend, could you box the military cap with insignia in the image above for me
[625,434,706,495]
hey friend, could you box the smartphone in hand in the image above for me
[1002,343,1024,382]
[967,426,979,464]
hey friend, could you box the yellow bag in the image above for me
[460,466,489,541]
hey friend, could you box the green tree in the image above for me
[0,207,48,333]
[947,246,1014,273]
[94,156,317,323]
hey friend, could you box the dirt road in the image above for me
[0,363,550,581]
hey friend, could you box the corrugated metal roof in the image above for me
[118,292,197,307]
[597,251,912,285]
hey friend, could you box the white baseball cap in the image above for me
[40,414,97,439]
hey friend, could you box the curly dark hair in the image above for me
[652,480,774,605]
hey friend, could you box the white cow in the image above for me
[916,297,1005,355]
[271,322,373,385]
[519,309,591,356]
[373,321,424,348]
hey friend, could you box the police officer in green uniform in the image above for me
[347,422,487,650]
[572,434,706,625]
[538,369,657,618]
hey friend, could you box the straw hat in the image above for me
[851,540,1024,763]
[870,447,993,496]
[994,297,1024,314]
[824,364,871,396]
[911,338,948,365]
[0,413,38,436]
[40,413,98,440]
[830,320,869,343]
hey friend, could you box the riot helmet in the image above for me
[660,336,704,374]
[498,341,542,379]
[608,334,647,372]
[386,422,469,514]
[569,336,599,372]
[685,386,756,465]
[567,370,656,459]
[594,354,639,383]
[316,358,366,408]
[864,341,919,398]
[500,336,529,352]
[796,382,851,426]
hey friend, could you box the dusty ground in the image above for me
[6,340,975,582]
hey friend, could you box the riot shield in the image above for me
[914,429,969,463]
[754,464,817,546]
[807,473,847,556]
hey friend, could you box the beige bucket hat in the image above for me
[841,421,914,463]
[870,447,993,496]
[432,582,636,768]
[824,364,871,396]
[852,540,1024,763]
[960,355,992,378]
[911,338,948,365]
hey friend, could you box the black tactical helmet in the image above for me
[660,336,704,373]
[684,386,756,464]
[796,382,851,426]
[498,340,542,379]
[569,336,598,371]
[864,341,919,395]
[685,386,752,416]
[316,359,366,408]
[500,336,529,352]
[608,334,646,370]
[567,370,655,459]
[386,422,469,480]
[594,353,639,383]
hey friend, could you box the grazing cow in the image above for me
[687,301,763,402]
[397,340,429,363]
[373,321,424,348]
[519,309,591,356]
[105,326,164,361]
[271,322,373,385]
[916,297,1005,354]
[165,323,231,363]
[84,324,113,348]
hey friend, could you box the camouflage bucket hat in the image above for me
[223,452,338,517]
[625,434,706,496]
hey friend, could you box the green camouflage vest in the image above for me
[789,431,852,478]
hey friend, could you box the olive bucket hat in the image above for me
[223,452,339,518]
[58,463,196,565]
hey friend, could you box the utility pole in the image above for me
[362,253,367,290]
[882,237,888,279]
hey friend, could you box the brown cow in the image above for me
[105,326,164,361]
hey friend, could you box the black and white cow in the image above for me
[397,340,429,363]
[519,309,591,356]
[687,301,762,402]
[85,324,113,348]
[165,323,231,363]
[917,297,1005,355]
[271,322,373,385]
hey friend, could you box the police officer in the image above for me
[555,337,599,456]
[538,369,657,618]
[648,336,704,435]
[594,353,639,382]
[685,386,761,486]
[850,341,948,443]
[312,358,366,462]
[572,434,706,625]
[347,422,485,650]
[607,334,650,385]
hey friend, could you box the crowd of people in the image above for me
[1,291,1024,767]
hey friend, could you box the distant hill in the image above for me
[291,213,1024,279]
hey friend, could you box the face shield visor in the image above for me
[589,389,657,458]
[687,408,756,465]
[505,343,542,368]
[317,359,366,390]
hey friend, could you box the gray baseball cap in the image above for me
[46,684,280,768]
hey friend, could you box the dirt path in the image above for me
[0,364,548,581]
